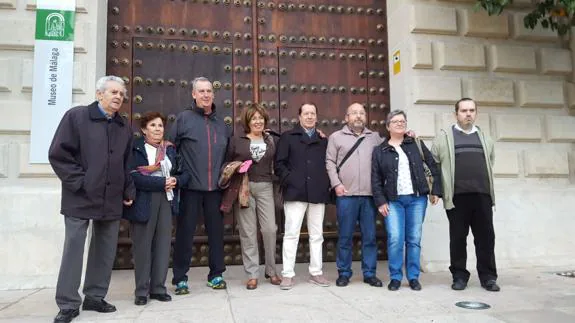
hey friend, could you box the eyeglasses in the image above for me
[347,112,366,116]
[390,120,407,125]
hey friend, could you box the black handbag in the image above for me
[329,137,366,204]
[414,137,434,202]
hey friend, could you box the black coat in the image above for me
[123,137,190,222]
[168,101,231,191]
[274,125,331,204]
[371,136,442,207]
[48,101,136,220]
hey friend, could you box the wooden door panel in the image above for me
[257,1,389,263]
[277,47,369,135]
[131,38,234,133]
[107,0,389,269]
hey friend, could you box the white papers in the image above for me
[160,158,173,201]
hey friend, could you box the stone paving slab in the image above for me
[0,262,574,322]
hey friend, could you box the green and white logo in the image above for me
[35,9,74,41]
[45,12,65,38]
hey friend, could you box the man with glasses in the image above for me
[326,103,384,287]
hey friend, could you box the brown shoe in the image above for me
[246,279,258,290]
[267,275,282,285]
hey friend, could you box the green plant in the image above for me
[476,0,575,36]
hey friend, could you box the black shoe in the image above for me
[336,275,350,287]
[54,309,79,323]
[481,280,500,292]
[150,293,172,302]
[134,296,147,306]
[82,298,116,313]
[363,276,383,287]
[451,279,468,291]
[387,279,401,291]
[408,279,422,291]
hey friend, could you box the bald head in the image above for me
[346,102,365,115]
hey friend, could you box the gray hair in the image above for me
[192,76,212,91]
[96,75,126,93]
[386,109,407,126]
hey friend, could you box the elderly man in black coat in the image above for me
[48,75,135,323]
[274,103,332,290]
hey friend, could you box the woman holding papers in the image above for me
[123,111,189,305]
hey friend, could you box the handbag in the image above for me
[329,136,366,204]
[414,137,434,200]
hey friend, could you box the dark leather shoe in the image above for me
[451,279,468,291]
[266,275,282,285]
[134,296,147,306]
[363,276,383,287]
[54,309,79,323]
[246,279,258,290]
[82,298,116,313]
[387,279,401,291]
[481,280,500,292]
[336,275,350,287]
[409,279,422,291]
[150,293,172,302]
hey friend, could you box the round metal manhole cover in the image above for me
[556,271,575,278]
[455,301,491,310]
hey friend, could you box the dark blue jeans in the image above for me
[385,194,427,281]
[336,196,378,278]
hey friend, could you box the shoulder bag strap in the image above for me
[336,136,366,173]
[414,137,425,161]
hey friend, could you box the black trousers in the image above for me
[446,193,497,283]
[172,189,226,284]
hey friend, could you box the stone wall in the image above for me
[387,0,575,272]
[0,0,106,289]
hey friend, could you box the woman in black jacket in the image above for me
[371,110,441,291]
[124,111,189,305]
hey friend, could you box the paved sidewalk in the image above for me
[1,262,574,322]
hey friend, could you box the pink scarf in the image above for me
[137,139,174,175]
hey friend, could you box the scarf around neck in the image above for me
[137,139,174,175]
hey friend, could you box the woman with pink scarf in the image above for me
[123,111,189,305]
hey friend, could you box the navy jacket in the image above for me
[274,125,331,204]
[48,101,135,220]
[371,136,442,207]
[168,101,231,191]
[123,137,190,222]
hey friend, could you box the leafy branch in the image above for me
[476,0,575,36]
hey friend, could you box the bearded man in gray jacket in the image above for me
[326,103,384,287]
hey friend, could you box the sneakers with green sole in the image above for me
[175,281,189,295]
[207,276,227,290]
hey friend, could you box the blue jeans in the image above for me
[385,194,427,281]
[336,196,378,278]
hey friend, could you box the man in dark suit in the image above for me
[49,76,135,323]
[274,103,332,290]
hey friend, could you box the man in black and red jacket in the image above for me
[168,76,231,294]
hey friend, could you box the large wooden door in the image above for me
[107,0,389,269]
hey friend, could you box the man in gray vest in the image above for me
[431,98,499,292]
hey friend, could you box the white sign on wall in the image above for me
[29,0,76,163]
